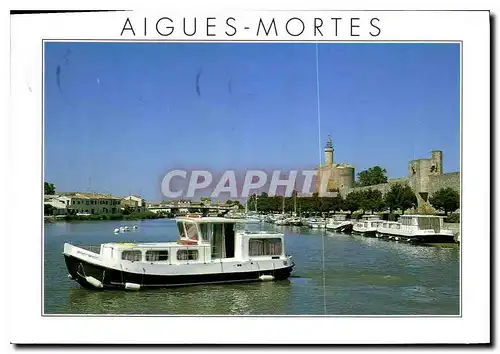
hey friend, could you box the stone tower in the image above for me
[315,136,355,194]
[408,150,444,205]
[324,135,334,166]
[430,150,443,175]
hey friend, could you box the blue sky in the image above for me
[44,42,460,201]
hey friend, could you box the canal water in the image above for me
[44,219,460,315]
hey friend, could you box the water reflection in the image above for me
[65,281,293,315]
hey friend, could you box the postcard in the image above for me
[7,2,490,345]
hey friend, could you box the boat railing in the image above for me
[76,245,101,254]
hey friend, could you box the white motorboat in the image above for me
[63,216,295,290]
[274,219,288,226]
[308,218,326,229]
[326,220,353,233]
[325,214,353,233]
[288,217,303,227]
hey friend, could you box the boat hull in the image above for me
[376,231,455,244]
[352,229,376,237]
[327,223,353,234]
[341,223,353,234]
[64,254,294,290]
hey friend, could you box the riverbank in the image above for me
[44,211,169,223]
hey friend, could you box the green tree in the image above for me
[360,189,385,213]
[384,183,417,214]
[44,182,55,195]
[122,205,134,215]
[44,204,55,215]
[356,166,388,187]
[344,191,362,213]
[323,195,344,214]
[429,188,460,215]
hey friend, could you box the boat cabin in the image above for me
[379,221,401,230]
[330,214,347,221]
[175,216,284,260]
[96,217,286,266]
[399,215,443,233]
[355,219,382,229]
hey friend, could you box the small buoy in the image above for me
[67,274,73,279]
[259,275,274,281]
[407,238,411,242]
[125,282,141,291]
[85,276,103,288]
[395,237,399,241]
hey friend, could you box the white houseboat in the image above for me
[352,216,382,237]
[63,216,295,290]
[376,215,455,244]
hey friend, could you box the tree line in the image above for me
[247,184,459,216]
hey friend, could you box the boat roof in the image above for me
[400,214,444,218]
[175,216,248,224]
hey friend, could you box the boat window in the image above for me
[211,223,224,259]
[145,250,169,262]
[177,249,199,261]
[122,250,142,262]
[177,222,186,238]
[417,217,441,232]
[249,238,282,256]
[199,223,211,242]
[185,222,199,240]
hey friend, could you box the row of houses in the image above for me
[145,200,240,209]
[44,193,146,216]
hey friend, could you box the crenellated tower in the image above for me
[324,135,334,166]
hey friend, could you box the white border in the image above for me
[7,4,490,345]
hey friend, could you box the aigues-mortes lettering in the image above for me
[120,16,382,37]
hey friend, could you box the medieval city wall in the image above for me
[428,172,460,194]
[342,173,460,199]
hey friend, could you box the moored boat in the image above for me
[376,215,455,244]
[352,216,382,237]
[325,214,353,234]
[288,217,304,227]
[308,218,326,229]
[326,220,353,234]
[63,216,294,290]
